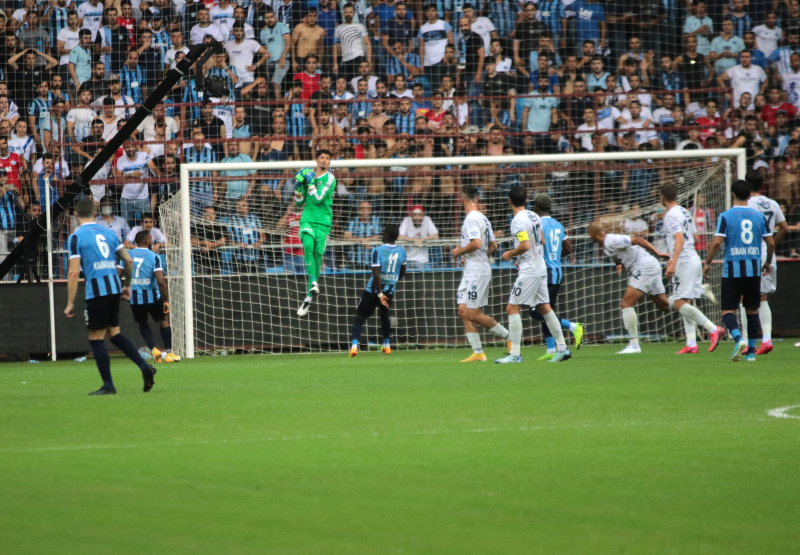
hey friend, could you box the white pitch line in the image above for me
[767,405,800,419]
[0,417,766,454]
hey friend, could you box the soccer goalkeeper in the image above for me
[295,149,336,316]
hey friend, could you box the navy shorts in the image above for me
[356,290,393,319]
[130,297,167,325]
[720,276,761,311]
[84,294,121,331]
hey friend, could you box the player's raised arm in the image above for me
[294,169,309,206]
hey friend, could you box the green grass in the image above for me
[2,343,800,554]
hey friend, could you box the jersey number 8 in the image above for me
[741,220,753,244]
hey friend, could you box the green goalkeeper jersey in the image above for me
[295,168,336,228]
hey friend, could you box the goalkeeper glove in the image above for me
[294,188,304,203]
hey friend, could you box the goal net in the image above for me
[161,150,743,358]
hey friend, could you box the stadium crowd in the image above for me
[3,0,800,278]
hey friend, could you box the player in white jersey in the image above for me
[495,187,572,364]
[743,171,789,354]
[660,184,723,354]
[451,184,510,362]
[588,220,671,354]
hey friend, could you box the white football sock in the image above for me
[490,323,510,340]
[622,307,639,346]
[739,305,748,341]
[760,301,772,342]
[682,316,697,348]
[678,303,716,332]
[543,311,567,352]
[466,332,483,354]
[508,313,522,357]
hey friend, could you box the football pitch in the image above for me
[1,343,799,554]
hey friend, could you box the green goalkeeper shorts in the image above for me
[298,222,331,253]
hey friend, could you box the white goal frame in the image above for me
[179,148,746,359]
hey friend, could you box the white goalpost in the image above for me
[164,149,746,359]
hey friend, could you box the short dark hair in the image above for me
[732,179,752,200]
[75,198,96,218]
[509,186,527,207]
[745,168,763,192]
[316,149,331,158]
[462,184,479,201]
[79,29,91,38]
[660,183,678,202]
[142,212,154,221]
[383,223,400,244]
[135,230,151,246]
[533,193,551,214]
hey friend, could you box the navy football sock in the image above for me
[747,313,762,354]
[139,325,155,350]
[110,333,147,370]
[351,316,365,344]
[723,313,742,342]
[160,326,173,351]
[380,315,391,343]
[89,339,114,389]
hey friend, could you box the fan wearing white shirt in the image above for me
[398,206,439,266]
[136,104,179,141]
[209,0,236,39]
[77,0,104,40]
[9,120,36,162]
[752,12,782,58]
[588,220,671,354]
[575,107,607,151]
[223,23,268,87]
[451,184,511,362]
[66,88,98,144]
[717,50,767,108]
[191,7,225,45]
[115,139,152,226]
[618,101,658,147]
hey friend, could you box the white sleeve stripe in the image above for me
[115,244,124,251]
[371,263,381,267]
[69,254,81,259]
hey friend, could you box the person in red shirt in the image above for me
[118,0,137,49]
[424,90,448,130]
[0,136,26,195]
[760,86,798,128]
[293,54,320,100]
[696,99,722,144]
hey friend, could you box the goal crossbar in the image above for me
[177,149,746,359]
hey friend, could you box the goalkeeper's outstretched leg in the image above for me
[297,225,329,316]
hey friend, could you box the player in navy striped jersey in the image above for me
[119,231,179,364]
[703,180,774,362]
[349,224,407,356]
[529,194,584,360]
[64,199,157,395]
[743,170,789,355]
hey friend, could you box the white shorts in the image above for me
[761,249,777,295]
[508,274,550,307]
[628,262,666,296]
[457,273,491,308]
[671,257,706,300]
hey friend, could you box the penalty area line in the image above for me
[767,405,800,419]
